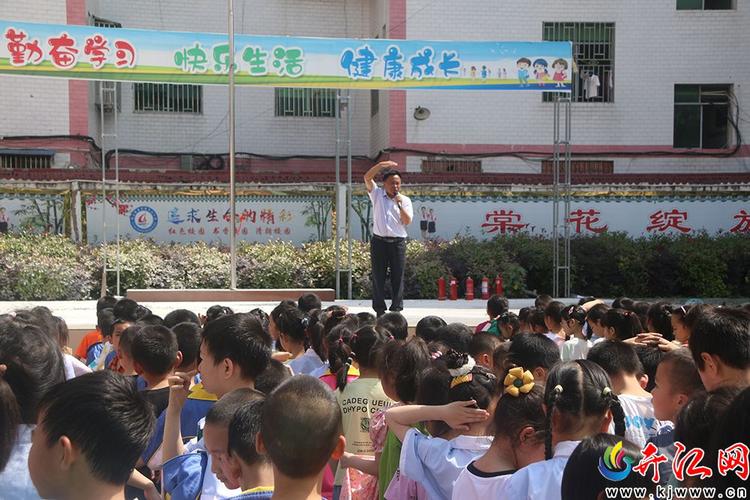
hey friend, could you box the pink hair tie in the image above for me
[431,350,443,360]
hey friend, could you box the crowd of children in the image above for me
[0,292,749,500]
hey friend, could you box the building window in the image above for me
[543,22,615,103]
[674,84,731,149]
[274,88,337,117]
[134,83,203,113]
[91,16,122,28]
[677,0,733,9]
[541,160,614,175]
[0,150,54,168]
[421,158,482,174]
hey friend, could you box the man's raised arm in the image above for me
[364,160,398,193]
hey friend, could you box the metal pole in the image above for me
[564,98,572,297]
[113,83,121,297]
[552,97,560,297]
[345,91,353,299]
[334,90,341,300]
[99,82,107,298]
[228,0,237,289]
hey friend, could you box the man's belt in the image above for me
[372,234,406,243]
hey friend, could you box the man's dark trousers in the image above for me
[370,235,406,316]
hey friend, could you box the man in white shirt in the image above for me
[364,160,413,316]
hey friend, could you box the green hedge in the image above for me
[0,232,747,300]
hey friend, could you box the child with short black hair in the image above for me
[498,360,626,500]
[297,292,322,313]
[706,386,750,493]
[28,371,156,500]
[255,359,292,394]
[258,376,346,500]
[435,322,473,353]
[163,308,200,329]
[587,340,671,447]
[469,332,504,370]
[376,311,409,340]
[561,434,653,500]
[415,315,446,343]
[131,325,180,419]
[585,303,610,342]
[226,399,274,499]
[387,351,497,499]
[75,296,117,363]
[453,368,546,498]
[688,306,750,390]
[527,307,548,334]
[163,313,271,499]
[506,332,561,383]
[163,388,264,499]
[647,348,704,487]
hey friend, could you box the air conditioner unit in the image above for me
[94,81,121,112]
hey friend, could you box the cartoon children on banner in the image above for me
[516,57,531,87]
[419,207,437,240]
[552,58,568,88]
[533,58,550,86]
[0,207,9,234]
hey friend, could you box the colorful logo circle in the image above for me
[130,206,158,234]
[598,441,634,482]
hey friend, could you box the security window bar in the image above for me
[0,153,53,169]
[677,0,734,9]
[91,16,122,28]
[134,83,203,113]
[274,88,337,117]
[673,84,731,149]
[542,22,615,103]
[421,159,482,174]
[541,160,614,175]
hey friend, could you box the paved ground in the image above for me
[0,298,540,347]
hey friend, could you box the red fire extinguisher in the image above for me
[449,277,458,301]
[437,276,446,301]
[480,276,490,300]
[465,277,475,301]
[495,274,504,297]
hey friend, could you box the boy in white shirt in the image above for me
[587,340,672,448]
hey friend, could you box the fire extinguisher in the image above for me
[437,276,446,301]
[481,276,490,300]
[449,277,458,301]
[465,277,475,301]
[495,274,504,297]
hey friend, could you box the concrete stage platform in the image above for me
[0,298,539,349]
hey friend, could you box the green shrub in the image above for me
[0,232,747,300]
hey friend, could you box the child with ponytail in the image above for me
[386,350,497,500]
[272,303,325,375]
[453,366,546,498]
[334,325,393,499]
[561,304,592,361]
[0,316,66,499]
[498,360,626,500]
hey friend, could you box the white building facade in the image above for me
[0,0,748,179]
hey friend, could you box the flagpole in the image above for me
[228,0,237,289]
